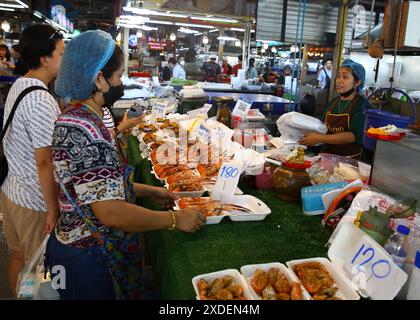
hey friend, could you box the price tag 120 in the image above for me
[232,99,252,119]
[343,235,408,300]
[211,162,241,204]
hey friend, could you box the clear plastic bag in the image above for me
[16,235,50,299]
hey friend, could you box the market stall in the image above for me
[127,135,331,299]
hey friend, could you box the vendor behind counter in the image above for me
[300,59,370,160]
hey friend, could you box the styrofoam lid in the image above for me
[328,222,408,300]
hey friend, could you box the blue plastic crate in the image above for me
[301,182,348,216]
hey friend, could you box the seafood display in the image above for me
[137,123,158,133]
[142,132,157,144]
[178,197,252,217]
[197,276,247,300]
[292,262,340,300]
[250,268,303,300]
[167,178,203,192]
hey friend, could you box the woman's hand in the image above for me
[117,110,145,134]
[147,186,179,207]
[299,133,324,146]
[44,211,59,235]
[175,209,206,233]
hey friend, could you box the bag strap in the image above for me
[0,86,48,143]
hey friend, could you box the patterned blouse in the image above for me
[52,103,126,248]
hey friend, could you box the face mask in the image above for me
[180,60,185,66]
[340,87,356,98]
[103,78,124,108]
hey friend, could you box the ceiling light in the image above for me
[0,3,23,8]
[263,43,269,50]
[170,32,176,41]
[15,1,29,8]
[235,40,241,47]
[179,27,199,34]
[141,25,157,31]
[230,28,245,32]
[217,36,238,42]
[33,11,43,19]
[203,35,209,44]
[209,29,219,33]
[0,7,15,12]
[175,23,214,29]
[191,16,238,23]
[148,20,173,25]
[1,20,10,32]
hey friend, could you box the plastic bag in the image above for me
[16,235,51,299]
[276,112,328,144]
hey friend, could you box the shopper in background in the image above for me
[0,44,15,76]
[300,59,369,159]
[201,54,221,82]
[318,59,333,90]
[0,25,64,298]
[48,30,205,300]
[10,44,28,76]
[172,56,186,80]
[162,57,176,81]
[232,55,243,77]
[222,58,232,76]
[246,58,258,80]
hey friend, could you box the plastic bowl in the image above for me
[319,153,359,173]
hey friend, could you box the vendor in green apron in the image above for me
[300,59,368,158]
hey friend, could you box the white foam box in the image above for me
[192,269,253,300]
[240,262,311,300]
[174,195,271,225]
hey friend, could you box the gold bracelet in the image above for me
[168,210,176,231]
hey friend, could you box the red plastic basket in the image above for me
[366,131,405,141]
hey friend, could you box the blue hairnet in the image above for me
[55,30,115,100]
[340,59,366,92]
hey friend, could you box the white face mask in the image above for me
[180,60,185,66]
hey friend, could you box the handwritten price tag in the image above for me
[151,103,167,124]
[344,235,408,300]
[211,161,242,203]
[197,124,211,144]
[232,99,252,119]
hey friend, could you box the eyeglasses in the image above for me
[49,29,63,40]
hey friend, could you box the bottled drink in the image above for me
[216,102,232,129]
[406,250,420,300]
[384,224,410,268]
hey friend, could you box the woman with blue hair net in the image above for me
[45,30,206,300]
[300,59,369,158]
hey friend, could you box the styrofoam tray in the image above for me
[240,262,311,300]
[192,269,253,300]
[204,185,244,195]
[174,195,271,225]
[164,182,205,198]
[286,258,360,300]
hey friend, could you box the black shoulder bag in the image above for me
[0,86,48,186]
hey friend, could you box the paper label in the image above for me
[343,235,408,300]
[232,99,252,119]
[211,161,242,204]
